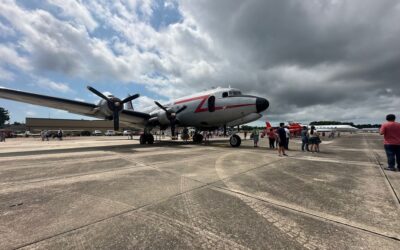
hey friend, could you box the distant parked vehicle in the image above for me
[123,130,133,136]
[80,131,91,136]
[105,130,115,136]
[92,130,102,136]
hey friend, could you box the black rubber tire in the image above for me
[193,133,203,143]
[230,134,241,147]
[139,134,146,144]
[146,134,154,144]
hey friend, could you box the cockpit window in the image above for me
[222,90,241,97]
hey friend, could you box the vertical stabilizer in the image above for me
[124,95,134,110]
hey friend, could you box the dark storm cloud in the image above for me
[180,0,400,123]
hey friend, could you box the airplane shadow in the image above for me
[0,139,234,157]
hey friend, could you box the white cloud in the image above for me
[74,97,85,102]
[132,95,156,111]
[0,21,15,37]
[36,78,71,93]
[0,44,31,71]
[26,111,37,116]
[47,0,98,31]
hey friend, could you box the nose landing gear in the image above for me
[229,134,241,147]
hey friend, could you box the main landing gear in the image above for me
[192,133,203,143]
[140,133,154,144]
[229,134,241,147]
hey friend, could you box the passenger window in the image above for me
[222,92,228,98]
[228,91,233,96]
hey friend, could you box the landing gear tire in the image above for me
[140,134,154,144]
[230,134,241,147]
[193,133,203,143]
[147,134,154,144]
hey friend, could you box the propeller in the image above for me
[87,86,140,131]
[154,101,187,137]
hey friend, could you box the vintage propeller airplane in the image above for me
[0,86,269,147]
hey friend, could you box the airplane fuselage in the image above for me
[147,87,268,129]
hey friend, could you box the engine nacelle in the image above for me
[97,99,113,117]
[157,110,171,125]
[148,110,171,127]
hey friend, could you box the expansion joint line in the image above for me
[363,135,400,205]
[212,185,400,242]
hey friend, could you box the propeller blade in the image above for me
[175,105,187,114]
[154,101,168,112]
[87,86,110,101]
[113,110,120,131]
[170,122,175,137]
[121,94,140,104]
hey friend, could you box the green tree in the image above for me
[0,107,10,128]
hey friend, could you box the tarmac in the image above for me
[0,133,399,249]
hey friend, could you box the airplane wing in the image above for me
[0,87,150,127]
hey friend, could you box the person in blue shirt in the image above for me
[301,126,309,152]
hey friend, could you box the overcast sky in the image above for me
[0,0,399,125]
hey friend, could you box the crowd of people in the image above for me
[248,123,322,156]
[40,129,63,141]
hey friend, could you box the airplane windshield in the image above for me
[230,91,242,96]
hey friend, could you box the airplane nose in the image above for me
[256,98,269,112]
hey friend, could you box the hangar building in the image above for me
[25,118,115,132]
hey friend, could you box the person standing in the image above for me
[57,129,63,140]
[244,131,247,140]
[268,128,276,149]
[380,114,400,171]
[41,130,45,141]
[252,128,259,147]
[277,123,288,156]
[308,126,319,153]
[0,131,5,142]
[284,126,290,150]
[301,126,309,151]
[45,130,50,141]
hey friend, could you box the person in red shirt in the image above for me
[268,128,276,149]
[380,114,400,171]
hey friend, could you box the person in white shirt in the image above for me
[284,126,290,150]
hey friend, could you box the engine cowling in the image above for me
[97,99,113,118]
[157,110,170,125]
[148,110,170,127]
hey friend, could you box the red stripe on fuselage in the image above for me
[174,95,255,113]
[174,95,209,105]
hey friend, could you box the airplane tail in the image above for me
[262,121,272,137]
[124,95,134,110]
